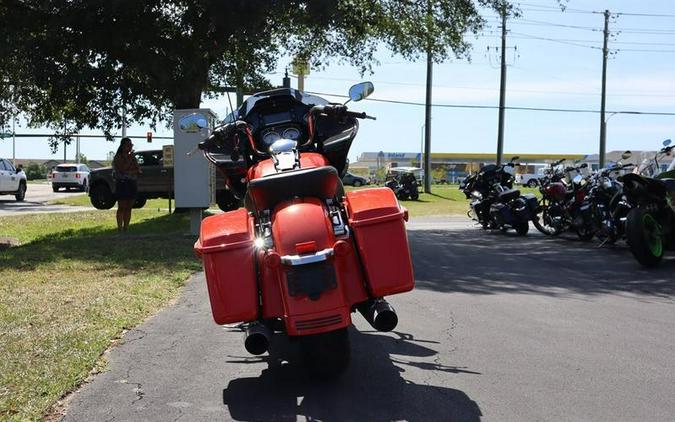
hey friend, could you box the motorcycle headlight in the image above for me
[471,190,482,200]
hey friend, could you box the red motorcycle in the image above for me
[192,83,415,375]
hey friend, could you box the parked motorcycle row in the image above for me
[460,140,675,268]
[182,83,415,377]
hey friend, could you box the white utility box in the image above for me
[173,108,217,233]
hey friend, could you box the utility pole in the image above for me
[423,46,433,193]
[496,4,507,166]
[599,9,610,169]
[11,118,15,166]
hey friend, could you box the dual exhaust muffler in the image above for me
[358,298,398,332]
[243,298,398,355]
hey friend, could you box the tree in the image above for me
[0,0,523,148]
[24,162,48,180]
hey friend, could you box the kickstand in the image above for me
[597,237,609,248]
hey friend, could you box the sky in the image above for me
[1,0,673,163]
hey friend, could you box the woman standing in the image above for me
[113,137,141,232]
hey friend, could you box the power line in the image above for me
[305,91,675,116]
[304,75,675,98]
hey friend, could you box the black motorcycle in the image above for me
[460,156,539,235]
[385,171,420,200]
[622,139,675,267]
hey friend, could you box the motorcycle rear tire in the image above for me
[626,208,664,267]
[300,327,350,378]
[514,222,529,236]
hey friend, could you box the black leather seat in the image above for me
[498,188,520,203]
[247,166,342,210]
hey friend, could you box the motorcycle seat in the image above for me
[497,188,520,203]
[247,165,342,210]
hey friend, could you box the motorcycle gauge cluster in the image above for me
[262,127,301,146]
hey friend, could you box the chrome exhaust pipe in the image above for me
[244,322,271,355]
[358,299,398,332]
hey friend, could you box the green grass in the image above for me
[0,210,201,421]
[49,194,172,210]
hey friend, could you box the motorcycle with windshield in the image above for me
[460,156,539,235]
[189,83,415,376]
[622,139,675,267]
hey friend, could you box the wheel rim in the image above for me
[642,213,662,257]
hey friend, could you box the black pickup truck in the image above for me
[88,149,240,211]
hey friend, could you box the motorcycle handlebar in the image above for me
[310,104,376,120]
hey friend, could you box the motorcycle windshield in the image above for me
[224,88,330,123]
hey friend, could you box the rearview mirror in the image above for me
[621,150,632,160]
[510,156,520,162]
[348,82,374,102]
[179,113,208,133]
[664,139,672,147]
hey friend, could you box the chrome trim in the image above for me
[281,248,334,266]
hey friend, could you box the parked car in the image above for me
[88,149,239,211]
[342,172,369,187]
[51,163,90,192]
[0,159,27,201]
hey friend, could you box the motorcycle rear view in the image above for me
[189,83,415,376]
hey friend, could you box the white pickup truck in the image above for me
[0,158,27,201]
[515,166,546,187]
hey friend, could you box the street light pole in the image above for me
[420,123,425,171]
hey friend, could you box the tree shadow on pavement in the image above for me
[222,328,482,422]
[409,228,675,297]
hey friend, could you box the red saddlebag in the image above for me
[345,188,414,296]
[194,208,258,324]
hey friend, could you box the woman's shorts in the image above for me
[115,179,138,200]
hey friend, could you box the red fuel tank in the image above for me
[194,209,259,324]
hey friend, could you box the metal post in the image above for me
[121,107,127,138]
[420,124,425,171]
[599,9,610,169]
[11,118,15,166]
[424,46,433,193]
[298,71,305,92]
[496,5,507,166]
[76,134,80,163]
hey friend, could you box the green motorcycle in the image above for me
[622,139,675,267]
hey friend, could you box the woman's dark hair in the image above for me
[115,137,132,158]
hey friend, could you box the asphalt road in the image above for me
[0,182,89,216]
[62,218,675,422]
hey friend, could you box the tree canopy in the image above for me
[0,0,520,146]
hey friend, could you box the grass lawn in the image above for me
[0,210,201,421]
[49,194,172,210]
[54,185,539,218]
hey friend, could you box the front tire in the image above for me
[353,180,362,187]
[527,179,538,188]
[52,185,59,192]
[15,182,26,201]
[299,328,350,378]
[89,184,116,210]
[626,208,664,267]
